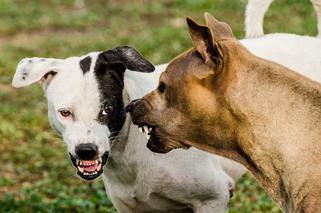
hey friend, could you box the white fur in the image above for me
[245,0,321,38]
[13,53,111,156]
[312,0,321,37]
[12,33,321,213]
[241,33,321,82]
[245,0,273,38]
[13,57,62,88]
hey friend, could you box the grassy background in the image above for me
[0,0,317,212]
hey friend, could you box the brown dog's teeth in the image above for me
[145,133,151,140]
[143,125,149,133]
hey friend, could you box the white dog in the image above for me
[246,0,321,38]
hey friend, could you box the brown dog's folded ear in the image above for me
[186,17,223,67]
[204,12,234,41]
[99,46,155,73]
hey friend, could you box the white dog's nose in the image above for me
[75,143,98,160]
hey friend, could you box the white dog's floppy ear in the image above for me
[12,57,62,89]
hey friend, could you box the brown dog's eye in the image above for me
[102,105,113,115]
[158,82,166,93]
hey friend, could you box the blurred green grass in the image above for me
[0,0,317,212]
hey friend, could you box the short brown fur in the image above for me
[128,13,321,213]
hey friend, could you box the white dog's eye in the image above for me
[102,105,113,115]
[58,109,72,118]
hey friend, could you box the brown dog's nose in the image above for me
[126,99,151,126]
[126,99,140,113]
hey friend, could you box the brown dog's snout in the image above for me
[126,99,140,114]
[126,98,150,125]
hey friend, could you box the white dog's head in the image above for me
[12,46,154,180]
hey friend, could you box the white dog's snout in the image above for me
[64,121,111,156]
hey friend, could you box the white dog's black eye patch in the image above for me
[94,56,126,138]
[93,46,155,138]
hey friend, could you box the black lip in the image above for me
[77,168,104,180]
[146,128,170,154]
[69,151,109,181]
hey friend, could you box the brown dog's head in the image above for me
[127,13,246,154]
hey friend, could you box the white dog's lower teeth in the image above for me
[97,163,102,171]
[78,166,84,173]
[139,127,143,133]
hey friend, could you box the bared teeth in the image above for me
[143,125,149,133]
[145,133,150,140]
[97,163,102,171]
[78,166,84,173]
[76,157,104,176]
[138,125,152,136]
[81,161,95,166]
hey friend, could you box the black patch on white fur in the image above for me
[94,46,155,139]
[80,56,92,74]
[94,55,126,139]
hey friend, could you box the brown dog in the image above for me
[127,13,321,213]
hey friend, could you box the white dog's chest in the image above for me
[102,170,191,213]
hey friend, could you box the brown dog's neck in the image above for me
[221,50,321,212]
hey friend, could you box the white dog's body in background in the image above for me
[246,0,321,38]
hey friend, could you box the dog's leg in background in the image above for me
[312,0,321,37]
[245,0,274,38]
